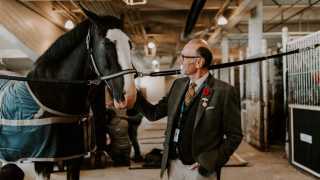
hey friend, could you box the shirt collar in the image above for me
[190,72,209,91]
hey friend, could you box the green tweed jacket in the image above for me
[133,74,243,178]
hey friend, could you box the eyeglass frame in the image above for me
[179,54,202,63]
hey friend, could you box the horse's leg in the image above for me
[34,162,53,180]
[66,158,82,180]
[90,84,108,168]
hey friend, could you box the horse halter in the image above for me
[85,27,114,92]
[85,27,137,87]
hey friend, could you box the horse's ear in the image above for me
[79,3,100,25]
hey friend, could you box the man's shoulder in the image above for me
[172,77,189,86]
[176,76,189,82]
[211,78,234,90]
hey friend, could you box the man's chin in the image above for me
[181,72,191,76]
[180,69,187,75]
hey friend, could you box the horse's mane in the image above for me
[36,15,123,64]
[36,20,91,63]
[36,16,123,66]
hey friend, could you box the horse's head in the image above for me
[82,8,136,109]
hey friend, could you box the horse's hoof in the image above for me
[89,151,108,169]
[96,151,108,168]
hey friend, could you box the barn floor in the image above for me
[18,119,315,180]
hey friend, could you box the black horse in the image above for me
[0,7,136,180]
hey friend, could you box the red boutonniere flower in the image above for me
[202,87,210,96]
[201,87,211,108]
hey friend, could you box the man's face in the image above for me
[179,43,201,75]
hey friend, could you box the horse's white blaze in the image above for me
[106,29,136,108]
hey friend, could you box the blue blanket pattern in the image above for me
[0,80,39,120]
[0,80,85,162]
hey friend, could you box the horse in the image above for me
[0,7,136,180]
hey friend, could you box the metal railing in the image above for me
[287,31,320,106]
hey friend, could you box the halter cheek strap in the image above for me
[86,27,114,92]
[86,28,102,77]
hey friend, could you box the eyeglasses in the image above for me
[179,54,201,63]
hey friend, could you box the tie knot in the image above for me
[190,82,196,89]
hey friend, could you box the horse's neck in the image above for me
[29,42,91,80]
[27,42,95,115]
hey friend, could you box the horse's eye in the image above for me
[104,39,112,45]
[128,40,133,50]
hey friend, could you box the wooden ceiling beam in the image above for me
[207,0,262,47]
[0,0,64,56]
[134,0,238,10]
[18,1,66,31]
[54,1,81,23]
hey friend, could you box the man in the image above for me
[105,93,131,166]
[133,39,242,180]
[105,91,143,165]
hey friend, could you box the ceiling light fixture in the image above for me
[152,59,160,72]
[152,59,159,66]
[64,20,75,30]
[147,41,156,49]
[217,15,228,26]
[145,37,157,57]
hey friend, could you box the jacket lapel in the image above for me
[194,74,215,130]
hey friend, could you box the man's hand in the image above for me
[189,162,200,170]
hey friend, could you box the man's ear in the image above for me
[196,58,205,68]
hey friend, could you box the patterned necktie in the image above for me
[184,82,196,106]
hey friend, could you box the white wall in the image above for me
[136,76,166,103]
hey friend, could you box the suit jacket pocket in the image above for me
[205,106,216,111]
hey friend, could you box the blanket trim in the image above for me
[0,154,85,163]
[0,116,80,126]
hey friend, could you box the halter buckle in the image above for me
[88,79,101,86]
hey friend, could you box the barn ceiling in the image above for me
[1,0,320,70]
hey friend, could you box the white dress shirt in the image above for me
[190,72,209,92]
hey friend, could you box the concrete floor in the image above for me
[18,119,316,180]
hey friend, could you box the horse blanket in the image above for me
[0,80,86,162]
